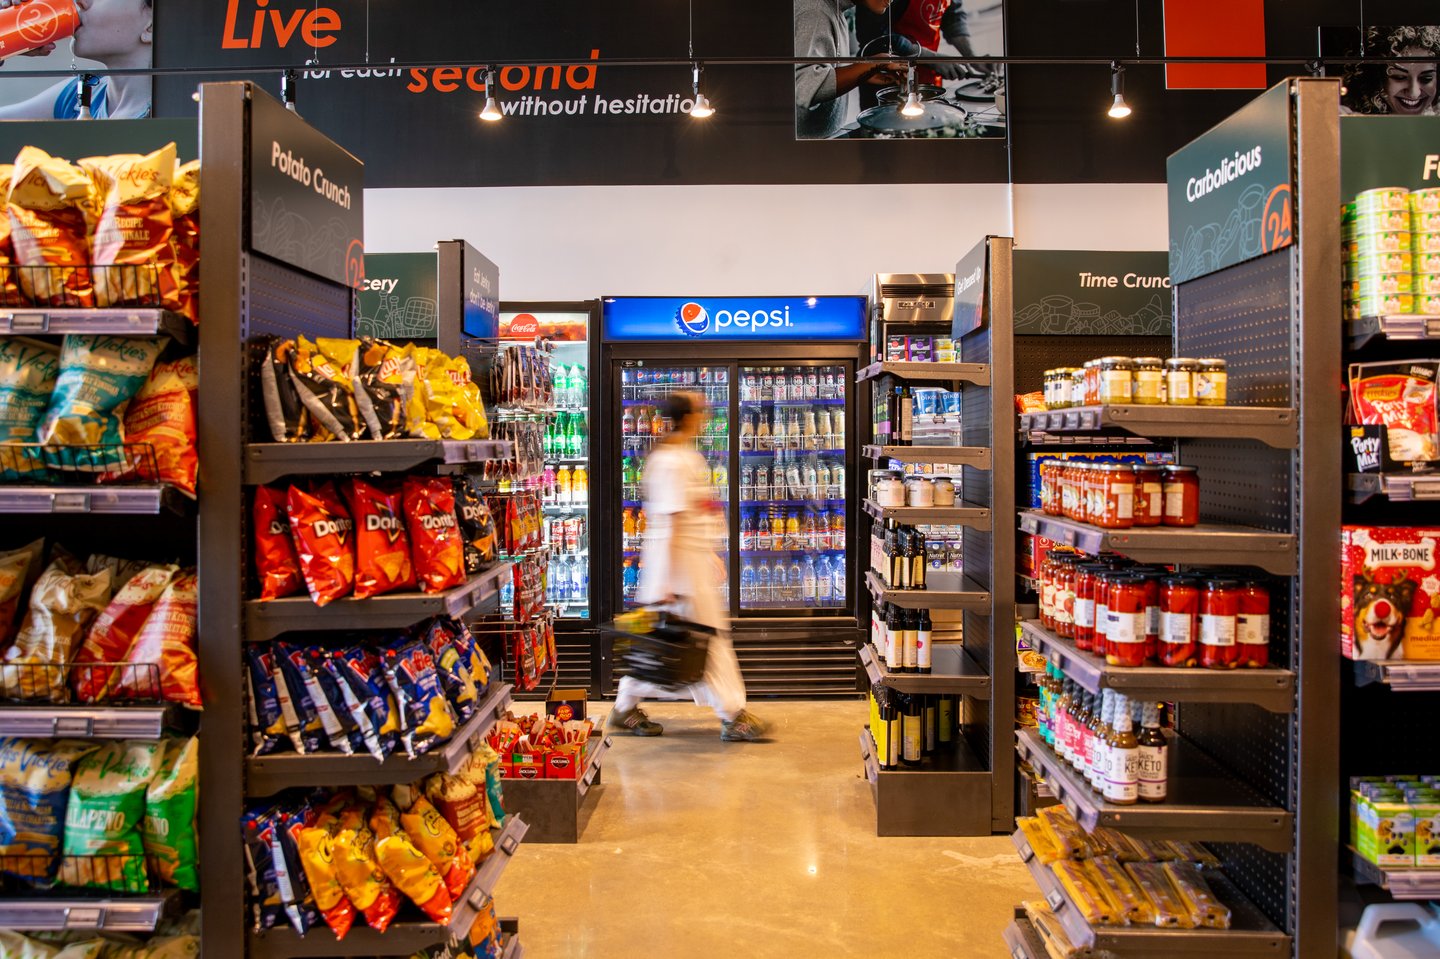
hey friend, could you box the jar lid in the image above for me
[1241,578,1269,589]
[1132,356,1165,366]
[1043,368,1055,376]
[1165,357,1199,368]
[1160,574,1199,587]
[1101,356,1137,368]
[1103,463,1136,473]
[1197,358,1228,369]
[1082,359,1096,368]
[1164,465,1199,474]
[1204,578,1242,589]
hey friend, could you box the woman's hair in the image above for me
[659,391,696,426]
[1342,25,1440,114]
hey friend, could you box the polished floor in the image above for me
[499,700,1032,959]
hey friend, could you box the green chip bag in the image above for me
[60,740,161,892]
[104,933,200,959]
[142,736,198,891]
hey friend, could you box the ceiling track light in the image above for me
[479,67,503,121]
[1107,61,1132,119]
[900,63,925,118]
[282,69,298,113]
[77,74,94,120]
[689,62,714,118]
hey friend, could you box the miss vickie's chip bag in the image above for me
[286,480,356,606]
[79,143,176,309]
[7,146,95,307]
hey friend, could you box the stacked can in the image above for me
[1412,187,1440,314]
[1342,202,1357,319]
[1350,187,1413,317]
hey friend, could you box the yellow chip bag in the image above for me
[297,824,355,940]
[333,806,401,933]
[169,159,199,322]
[289,336,364,441]
[79,143,176,308]
[399,794,474,899]
[375,833,452,923]
[8,147,95,307]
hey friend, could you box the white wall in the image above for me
[1011,183,1171,252]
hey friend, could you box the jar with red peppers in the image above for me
[1039,551,1058,630]
[1041,461,1062,516]
[1052,554,1080,639]
[1237,579,1271,668]
[1163,465,1201,527]
[1096,464,1136,530]
[1086,463,1107,524]
[1200,578,1242,668]
[1133,465,1164,527]
[1073,564,1106,652]
[1131,567,1164,662]
[1093,569,1113,655]
[1159,575,1201,667]
[1060,463,1078,519]
[1105,574,1149,667]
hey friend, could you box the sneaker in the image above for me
[606,706,663,736]
[720,710,768,742]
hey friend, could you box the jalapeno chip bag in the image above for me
[61,740,162,892]
[344,477,415,600]
[403,475,466,593]
[142,735,198,892]
[286,480,355,606]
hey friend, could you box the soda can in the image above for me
[699,367,711,385]
[715,368,728,385]
[0,0,76,58]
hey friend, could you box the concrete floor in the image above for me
[498,700,1032,959]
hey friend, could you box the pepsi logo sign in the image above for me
[676,301,710,336]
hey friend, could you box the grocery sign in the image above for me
[600,296,866,342]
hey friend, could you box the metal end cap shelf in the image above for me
[245,438,515,485]
[865,569,990,611]
[0,485,189,516]
[1001,915,1047,959]
[0,891,179,933]
[244,561,512,642]
[1019,621,1296,713]
[857,361,991,386]
[1353,659,1440,691]
[0,307,193,347]
[1014,727,1293,852]
[1350,848,1440,900]
[1347,313,1440,350]
[864,498,991,530]
[0,703,181,739]
[1019,404,1298,449]
[246,682,513,797]
[1348,472,1440,503]
[859,641,991,698]
[1010,828,1291,956]
[863,444,993,468]
[1017,510,1297,576]
[248,815,529,958]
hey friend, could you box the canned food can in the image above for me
[1342,201,1358,221]
[1418,295,1440,315]
[1357,187,1410,214]
[1354,232,1412,255]
[1345,301,1363,320]
[1415,274,1440,296]
[1418,233,1440,254]
[1356,210,1412,233]
[1414,188,1440,214]
[1354,251,1413,275]
[1357,293,1414,315]
[1358,274,1413,297]
[1417,212,1440,234]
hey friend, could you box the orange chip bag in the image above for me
[399,794,474,900]
[116,568,200,708]
[79,143,176,308]
[343,477,414,600]
[287,480,356,606]
[169,159,199,322]
[7,146,94,306]
[374,833,452,923]
[71,563,177,703]
[101,356,198,496]
[402,476,465,594]
[297,824,356,940]
[254,485,303,600]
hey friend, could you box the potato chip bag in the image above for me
[79,143,176,308]
[290,336,363,441]
[61,740,162,891]
[37,334,167,449]
[469,897,503,959]
[272,641,331,755]
[382,638,456,759]
[84,552,146,593]
[273,801,320,935]
[294,646,361,757]
[476,743,506,824]
[242,804,286,931]
[142,735,198,891]
[333,805,401,933]
[421,617,477,719]
[424,771,492,864]
[454,476,498,575]
[116,569,200,708]
[70,563,177,703]
[297,823,356,940]
[353,337,407,439]
[418,354,488,440]
[319,651,385,762]
[3,556,112,701]
[0,539,42,647]
[8,147,95,307]
[244,646,285,756]
[0,165,20,305]
[343,477,415,600]
[0,337,59,481]
[334,646,396,759]
[259,337,308,443]
[0,930,107,958]
[253,484,302,600]
[168,159,199,323]
[374,833,452,923]
[369,795,404,842]
[399,793,473,899]
[403,476,466,594]
[102,357,198,496]
[286,480,355,606]
[0,738,98,884]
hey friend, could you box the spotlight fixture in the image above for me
[283,69,298,113]
[77,74,94,120]
[900,64,925,118]
[1107,61,1132,119]
[479,68,503,121]
[689,63,714,118]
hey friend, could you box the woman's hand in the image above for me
[0,0,57,58]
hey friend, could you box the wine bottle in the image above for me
[899,693,922,767]
[901,608,918,673]
[884,604,902,671]
[916,607,933,674]
[911,529,927,590]
[938,693,954,744]
[923,693,937,754]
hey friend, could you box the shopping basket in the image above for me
[604,606,713,689]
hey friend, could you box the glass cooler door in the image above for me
[617,363,731,610]
[736,364,848,612]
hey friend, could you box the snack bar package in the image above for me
[286,480,355,606]
[37,334,167,449]
[80,143,176,308]
[169,158,199,322]
[0,738,98,885]
[142,735,198,892]
[0,337,58,481]
[7,146,95,307]
[70,563,177,703]
[115,569,201,709]
[454,475,498,575]
[403,475,466,593]
[61,739,162,892]
[344,477,415,600]
[289,335,364,441]
[1350,361,1440,463]
[253,484,303,600]
[259,337,308,443]
[103,357,199,496]
[3,555,112,701]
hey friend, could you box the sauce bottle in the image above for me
[1104,694,1140,805]
[1137,700,1168,802]
[901,609,919,673]
[916,608,933,674]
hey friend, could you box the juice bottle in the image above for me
[771,511,785,547]
[636,508,647,538]
[573,467,588,500]
[556,466,572,504]
[785,510,801,549]
[651,408,665,437]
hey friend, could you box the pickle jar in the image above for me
[1097,464,1136,529]
[1200,578,1242,669]
[1105,574,1149,667]
[1237,580,1271,668]
[1133,464,1164,527]
[1098,357,1137,405]
[1054,368,1077,409]
[1071,367,1087,407]
[1132,357,1164,405]
[1159,575,1201,667]
[1196,358,1229,406]
[1042,369,1057,409]
[1162,465,1201,527]
[1165,358,1199,406]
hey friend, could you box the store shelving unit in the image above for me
[1018,404,1298,449]
[856,236,1015,836]
[1018,510,1297,574]
[500,734,613,842]
[1349,851,1440,901]
[0,305,193,343]
[1352,660,1440,691]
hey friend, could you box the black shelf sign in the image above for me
[953,237,988,338]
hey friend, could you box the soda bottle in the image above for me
[802,556,818,606]
[713,407,728,439]
[740,511,755,550]
[806,370,819,399]
[570,364,586,407]
[556,466,572,505]
[651,407,665,437]
[623,559,639,601]
[802,511,818,550]
[755,561,771,607]
[573,467,588,501]
[740,561,756,604]
[712,462,728,498]
[575,414,588,458]
[787,558,803,605]
[636,508,647,539]
[622,369,635,402]
[638,407,652,437]
[622,407,635,438]
[817,555,834,604]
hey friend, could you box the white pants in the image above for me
[614,628,747,722]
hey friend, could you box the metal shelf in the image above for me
[245,438,515,485]
[1347,313,1440,350]
[863,444,993,468]
[502,934,524,959]
[1019,405,1298,449]
[246,682,512,797]
[1001,916,1046,959]
[1347,472,1440,503]
[859,727,993,836]
[247,815,528,958]
[739,397,845,406]
[1353,659,1440,691]
[0,306,192,345]
[1010,829,1291,956]
[1351,849,1440,900]
[1014,727,1293,852]
[1017,510,1297,576]
[0,484,189,515]
[0,891,179,932]
[1019,620,1296,714]
[864,498,992,529]
[857,360,991,386]
[865,569,990,611]
[244,560,511,642]
[859,641,991,697]
[0,704,180,739]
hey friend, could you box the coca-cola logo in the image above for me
[506,313,539,337]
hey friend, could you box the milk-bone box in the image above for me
[1343,526,1440,661]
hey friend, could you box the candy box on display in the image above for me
[1341,526,1440,661]
[545,687,587,722]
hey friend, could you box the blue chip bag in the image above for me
[273,799,320,936]
[242,805,283,932]
[420,617,477,721]
[335,646,396,760]
[320,650,385,762]
[294,644,360,756]
[0,738,100,885]
[0,338,59,482]
[382,638,456,759]
[272,641,327,755]
[245,645,285,756]
[37,334,166,449]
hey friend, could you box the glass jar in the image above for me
[1098,357,1137,405]
[1096,464,1136,529]
[1040,461,1060,516]
[1237,580,1271,668]
[1165,358,1199,406]
[1200,578,1242,669]
[1133,465,1164,527]
[1159,575,1201,667]
[1196,358,1229,406]
[1163,465,1201,527]
[1071,462,1090,522]
[1083,360,1101,406]
[1072,367,1087,407]
[1059,462,1079,519]
[1093,569,1113,654]
[1073,564,1106,653]
[1053,368,1076,409]
[1084,462,1106,525]
[1042,369,1056,409]
[1106,575,1149,667]
[1132,568,1163,662]
[1132,357,1165,405]
[1039,550,1057,629]
[1052,554,1079,639]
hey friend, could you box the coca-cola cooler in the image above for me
[597,295,868,697]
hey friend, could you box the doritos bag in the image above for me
[116,568,200,709]
[402,476,465,594]
[8,146,95,307]
[259,337,308,443]
[79,143,176,308]
[454,476,497,575]
[70,563,177,703]
[343,477,414,600]
[102,357,198,496]
[290,336,363,441]
[286,481,355,606]
[169,159,199,323]
[37,334,167,449]
[253,485,303,600]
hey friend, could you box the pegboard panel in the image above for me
[1207,842,1290,931]
[1177,704,1291,808]
[1181,439,1295,533]
[1013,334,1172,395]
[1174,250,1296,406]
[244,253,354,340]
